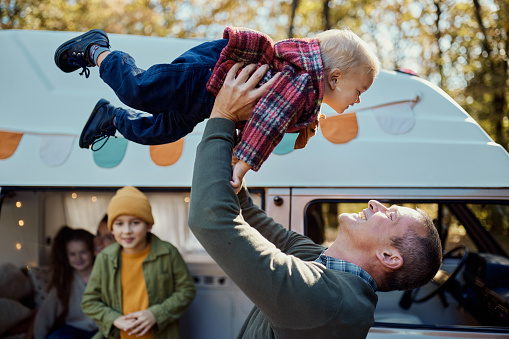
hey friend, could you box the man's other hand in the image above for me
[210,63,279,122]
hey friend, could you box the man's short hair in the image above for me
[380,209,443,291]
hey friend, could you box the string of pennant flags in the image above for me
[0,98,418,168]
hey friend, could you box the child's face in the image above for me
[66,240,94,274]
[323,70,375,114]
[111,215,152,254]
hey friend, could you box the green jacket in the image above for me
[189,118,378,339]
[81,233,196,339]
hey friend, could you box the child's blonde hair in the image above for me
[317,29,380,79]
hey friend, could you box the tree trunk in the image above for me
[434,0,444,88]
[288,0,300,38]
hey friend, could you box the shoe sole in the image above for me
[79,98,111,149]
[54,29,109,73]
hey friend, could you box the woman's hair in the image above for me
[49,226,94,327]
[317,29,380,79]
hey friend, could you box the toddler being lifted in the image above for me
[55,27,379,192]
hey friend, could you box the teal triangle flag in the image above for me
[93,137,128,168]
[273,133,298,155]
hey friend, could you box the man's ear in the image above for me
[326,68,343,89]
[376,248,403,270]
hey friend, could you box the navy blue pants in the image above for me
[99,39,228,145]
[46,325,96,339]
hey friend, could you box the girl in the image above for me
[34,226,98,339]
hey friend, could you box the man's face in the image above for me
[338,200,424,251]
[94,221,116,256]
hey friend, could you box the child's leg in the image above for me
[80,99,198,147]
[99,39,228,116]
[114,105,207,145]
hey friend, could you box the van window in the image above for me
[303,200,509,256]
[467,203,509,254]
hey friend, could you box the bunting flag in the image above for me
[93,137,128,168]
[273,133,299,155]
[149,138,185,167]
[0,131,23,159]
[0,98,419,165]
[320,113,359,144]
[373,100,416,134]
[40,135,75,167]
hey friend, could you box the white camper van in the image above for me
[1,30,508,339]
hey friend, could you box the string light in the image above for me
[16,201,22,208]
[184,197,190,203]
[72,193,77,199]
[18,220,24,227]
[91,196,97,202]
[15,243,22,250]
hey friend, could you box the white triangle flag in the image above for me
[40,135,75,167]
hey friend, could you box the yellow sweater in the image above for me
[121,244,153,339]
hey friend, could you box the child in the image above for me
[55,27,379,192]
[81,186,195,339]
[34,226,98,339]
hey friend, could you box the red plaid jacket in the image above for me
[206,27,324,171]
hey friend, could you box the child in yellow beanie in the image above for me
[82,186,196,339]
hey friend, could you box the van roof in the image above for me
[1,29,508,189]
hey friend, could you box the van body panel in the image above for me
[1,30,508,189]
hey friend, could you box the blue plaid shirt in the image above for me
[315,250,377,293]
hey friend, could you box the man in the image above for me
[188,63,442,338]
[93,214,116,256]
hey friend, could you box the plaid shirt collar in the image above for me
[315,250,377,293]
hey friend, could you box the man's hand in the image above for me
[210,63,279,122]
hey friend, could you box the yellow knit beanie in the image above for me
[107,186,154,231]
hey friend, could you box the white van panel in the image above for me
[1,30,508,189]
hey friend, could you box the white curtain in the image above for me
[55,190,206,256]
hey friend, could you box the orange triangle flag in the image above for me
[0,131,23,159]
[149,138,184,167]
[320,113,358,144]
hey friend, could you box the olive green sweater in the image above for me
[188,118,378,339]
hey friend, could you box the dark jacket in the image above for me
[188,118,377,339]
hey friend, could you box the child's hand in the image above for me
[231,160,252,194]
[113,315,136,332]
[123,310,156,337]
[232,153,239,166]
